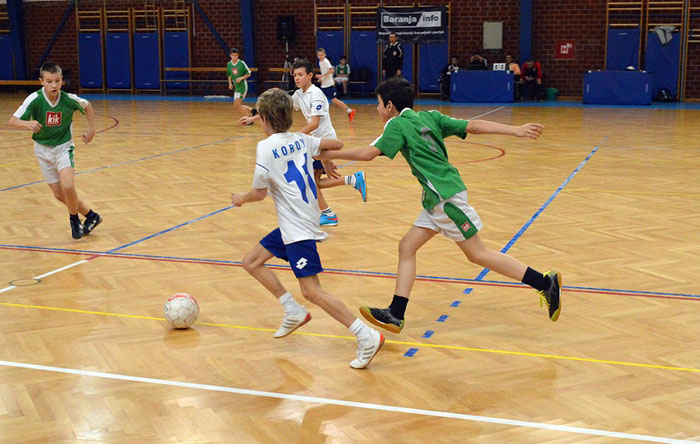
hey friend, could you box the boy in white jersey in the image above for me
[316,77,562,334]
[316,48,355,121]
[8,61,102,239]
[239,59,367,227]
[231,88,383,369]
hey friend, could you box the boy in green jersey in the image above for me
[316,77,561,333]
[227,48,256,122]
[8,61,102,240]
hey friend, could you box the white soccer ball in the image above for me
[164,293,200,329]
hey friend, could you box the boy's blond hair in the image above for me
[317,48,326,54]
[256,88,293,133]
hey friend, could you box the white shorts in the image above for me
[335,76,349,84]
[233,90,247,100]
[34,140,75,184]
[414,190,483,242]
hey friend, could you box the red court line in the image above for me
[2,245,698,302]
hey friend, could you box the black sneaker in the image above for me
[70,217,83,239]
[359,306,405,334]
[539,271,562,321]
[83,212,102,235]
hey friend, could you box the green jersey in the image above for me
[13,89,88,147]
[335,64,349,76]
[227,59,250,93]
[371,108,469,210]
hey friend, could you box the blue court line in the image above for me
[3,244,700,300]
[450,301,462,307]
[107,206,236,253]
[422,330,434,338]
[1,136,244,192]
[463,288,473,294]
[437,315,449,322]
[474,137,607,282]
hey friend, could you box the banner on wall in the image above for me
[377,7,448,44]
[555,40,575,59]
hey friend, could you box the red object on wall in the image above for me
[555,41,575,59]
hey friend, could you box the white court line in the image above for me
[468,106,505,120]
[0,359,695,443]
[0,259,89,294]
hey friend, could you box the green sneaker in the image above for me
[539,271,562,321]
[359,306,405,334]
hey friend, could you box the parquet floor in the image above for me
[1,93,699,443]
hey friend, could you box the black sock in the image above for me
[86,209,96,219]
[522,267,549,292]
[251,108,258,116]
[389,295,409,319]
[69,213,80,222]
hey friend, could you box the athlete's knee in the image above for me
[299,284,322,304]
[242,251,263,273]
[398,236,419,257]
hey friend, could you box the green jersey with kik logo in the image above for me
[13,89,88,147]
[226,59,250,93]
[371,108,469,211]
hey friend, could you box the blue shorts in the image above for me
[313,160,324,171]
[321,86,337,100]
[259,228,323,278]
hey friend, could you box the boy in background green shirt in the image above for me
[316,77,561,333]
[8,61,102,239]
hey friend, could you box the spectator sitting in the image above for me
[334,55,350,97]
[468,53,488,70]
[506,54,522,100]
[520,59,544,101]
[439,56,460,100]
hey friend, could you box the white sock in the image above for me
[344,175,356,187]
[346,108,352,114]
[279,292,303,314]
[321,207,336,217]
[349,318,371,343]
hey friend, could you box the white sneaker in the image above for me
[350,328,385,369]
[274,309,311,338]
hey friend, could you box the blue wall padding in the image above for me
[402,43,413,83]
[350,30,378,90]
[163,31,190,89]
[645,30,680,97]
[317,30,344,67]
[0,35,13,79]
[606,27,640,70]
[78,32,103,88]
[106,32,131,88]
[134,32,160,89]
[419,42,448,92]
[583,71,652,105]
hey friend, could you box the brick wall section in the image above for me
[532,0,608,97]
[685,44,700,99]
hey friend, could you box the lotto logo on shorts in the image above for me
[46,112,62,127]
[296,258,308,269]
[316,104,322,110]
[461,221,471,231]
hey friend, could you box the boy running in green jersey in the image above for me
[315,77,561,333]
[8,61,102,240]
[227,48,256,122]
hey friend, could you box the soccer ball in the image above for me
[164,293,199,329]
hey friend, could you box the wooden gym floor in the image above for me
[1,93,699,443]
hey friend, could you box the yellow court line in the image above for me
[2,301,698,374]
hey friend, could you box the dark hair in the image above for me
[292,58,314,75]
[230,47,239,54]
[340,55,346,60]
[39,61,62,77]
[451,55,459,60]
[375,77,414,112]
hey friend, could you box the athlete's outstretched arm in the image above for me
[316,145,381,162]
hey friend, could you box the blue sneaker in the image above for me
[320,213,338,226]
[353,171,367,202]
